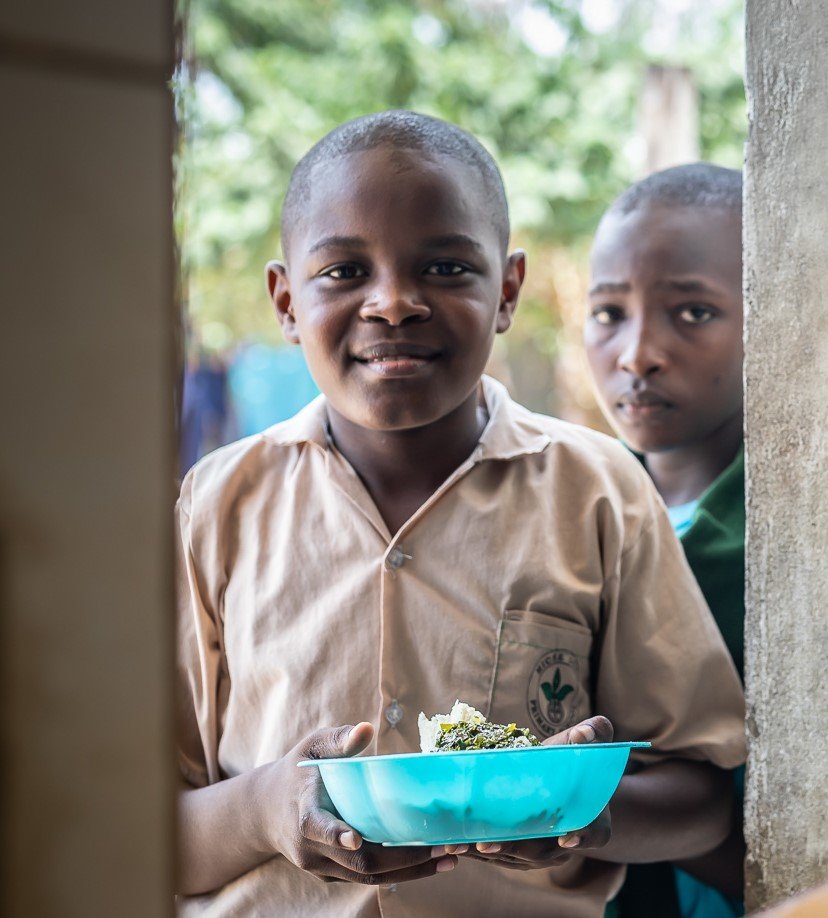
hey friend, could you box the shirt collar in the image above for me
[476,375,552,461]
[261,375,552,462]
[260,392,330,450]
[694,445,744,517]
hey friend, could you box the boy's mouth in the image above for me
[352,342,440,377]
[616,390,675,418]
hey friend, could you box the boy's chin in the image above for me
[326,374,484,436]
[353,405,448,433]
[337,391,465,435]
[626,434,693,456]
[612,423,677,456]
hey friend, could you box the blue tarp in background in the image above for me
[180,344,318,476]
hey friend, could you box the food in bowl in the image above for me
[299,733,650,846]
[298,699,651,846]
[418,700,540,752]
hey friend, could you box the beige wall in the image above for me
[744,0,828,910]
[0,2,175,915]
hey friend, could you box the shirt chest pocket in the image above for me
[487,610,594,740]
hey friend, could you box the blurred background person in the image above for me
[180,336,236,477]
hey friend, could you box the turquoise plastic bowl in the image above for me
[298,741,649,846]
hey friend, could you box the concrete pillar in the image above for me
[638,64,700,175]
[743,0,828,910]
[0,2,175,915]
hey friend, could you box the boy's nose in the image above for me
[359,281,431,326]
[617,325,667,378]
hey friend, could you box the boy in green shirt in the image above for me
[585,163,745,917]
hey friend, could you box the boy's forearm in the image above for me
[177,761,282,896]
[586,759,733,864]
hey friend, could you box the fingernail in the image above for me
[578,724,596,743]
[476,842,501,853]
[346,725,362,745]
[431,845,447,857]
[339,831,359,850]
[559,835,581,848]
[436,857,456,873]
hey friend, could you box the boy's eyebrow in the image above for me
[422,234,484,251]
[588,282,630,296]
[655,279,719,294]
[588,279,722,296]
[308,233,485,256]
[308,235,367,254]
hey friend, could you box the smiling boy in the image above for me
[585,164,745,917]
[176,114,744,917]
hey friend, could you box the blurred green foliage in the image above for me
[179,0,745,412]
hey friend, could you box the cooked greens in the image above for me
[433,719,539,751]
[418,700,540,752]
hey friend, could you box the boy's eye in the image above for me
[590,305,624,326]
[678,304,716,325]
[424,261,467,277]
[320,264,367,280]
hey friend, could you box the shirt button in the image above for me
[385,699,404,727]
[386,547,409,570]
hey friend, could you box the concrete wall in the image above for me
[0,2,175,915]
[744,0,828,910]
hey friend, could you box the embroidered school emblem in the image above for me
[527,650,580,736]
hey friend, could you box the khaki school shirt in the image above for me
[177,376,745,918]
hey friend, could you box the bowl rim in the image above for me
[298,740,650,767]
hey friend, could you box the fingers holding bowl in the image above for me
[317,850,459,885]
[557,806,612,851]
[468,804,612,868]
[541,715,614,747]
[468,838,572,869]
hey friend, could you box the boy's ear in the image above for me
[496,250,526,334]
[266,260,300,345]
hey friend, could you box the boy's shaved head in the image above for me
[281,110,510,256]
[608,162,742,216]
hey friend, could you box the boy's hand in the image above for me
[273,723,461,885]
[465,716,614,870]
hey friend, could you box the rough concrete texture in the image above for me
[744,0,828,910]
